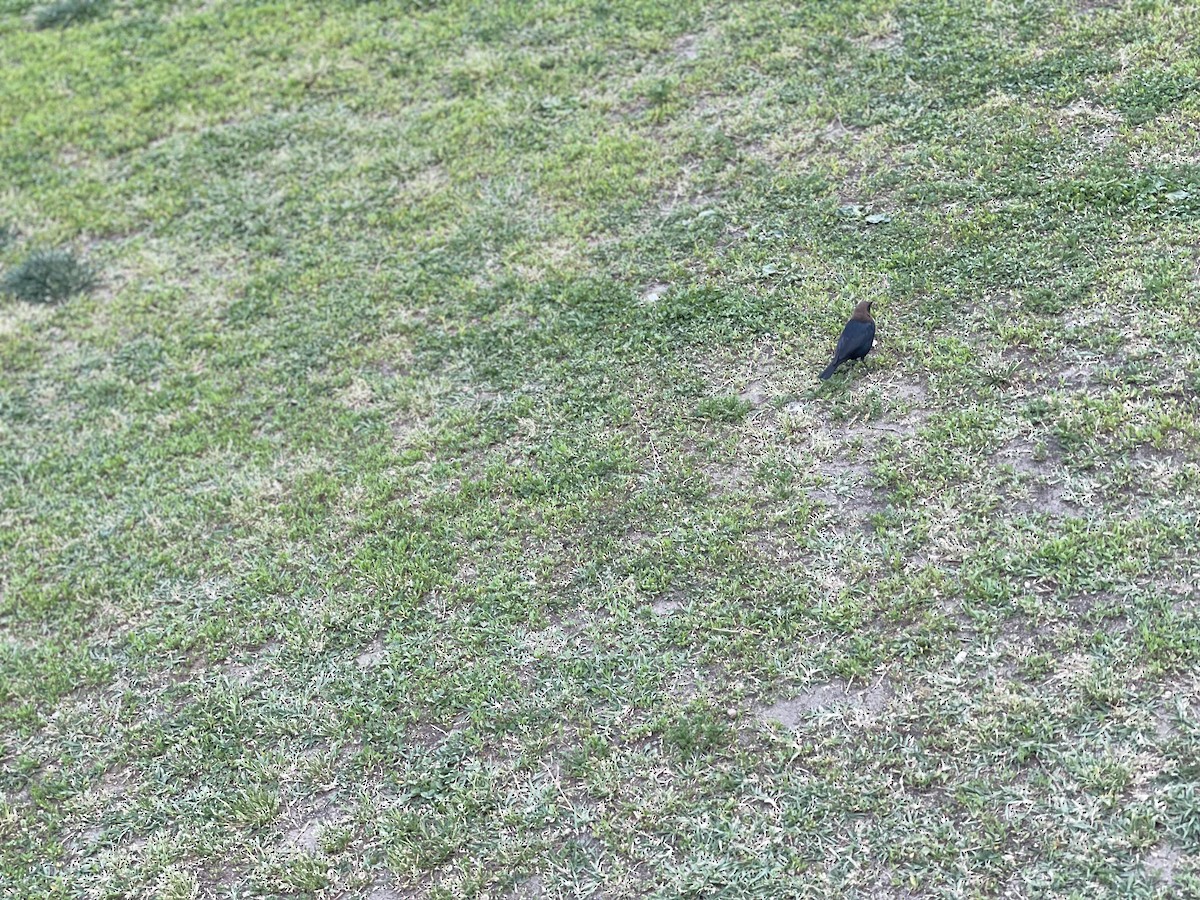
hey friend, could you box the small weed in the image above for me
[1165,783,1200,851]
[1,248,96,303]
[318,825,353,855]
[32,0,106,29]
[643,76,678,121]
[663,704,730,759]
[1023,398,1053,424]
[695,395,752,422]
[221,785,280,829]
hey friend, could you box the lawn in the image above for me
[2,0,1199,897]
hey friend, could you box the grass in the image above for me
[1,0,1199,897]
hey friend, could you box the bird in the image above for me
[819,300,876,380]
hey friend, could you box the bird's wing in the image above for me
[833,321,867,360]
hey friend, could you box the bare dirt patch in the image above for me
[758,678,891,730]
[1076,0,1120,16]
[398,163,449,201]
[703,459,756,493]
[673,34,700,62]
[355,637,387,669]
[752,117,868,173]
[223,641,278,685]
[1060,99,1121,124]
[855,14,902,54]
[752,529,808,568]
[1153,708,1178,740]
[61,820,108,863]
[512,874,545,898]
[651,596,684,616]
[392,415,430,450]
[404,723,454,753]
[866,876,919,900]
[697,337,780,415]
[1143,843,1187,882]
[365,884,411,900]
[1051,362,1103,391]
[738,379,770,407]
[639,282,671,305]
[523,622,575,656]
[338,377,376,411]
[785,380,930,450]
[1155,682,1199,739]
[994,437,1083,517]
[284,804,339,853]
[88,765,134,801]
[665,670,701,702]
[799,445,886,531]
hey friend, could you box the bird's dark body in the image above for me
[819,301,876,380]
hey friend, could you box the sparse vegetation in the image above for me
[2,0,1199,897]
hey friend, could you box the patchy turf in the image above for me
[2,0,1199,897]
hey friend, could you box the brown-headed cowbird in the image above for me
[819,300,875,380]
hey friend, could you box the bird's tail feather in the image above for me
[818,360,839,380]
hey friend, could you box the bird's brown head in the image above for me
[851,300,874,322]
